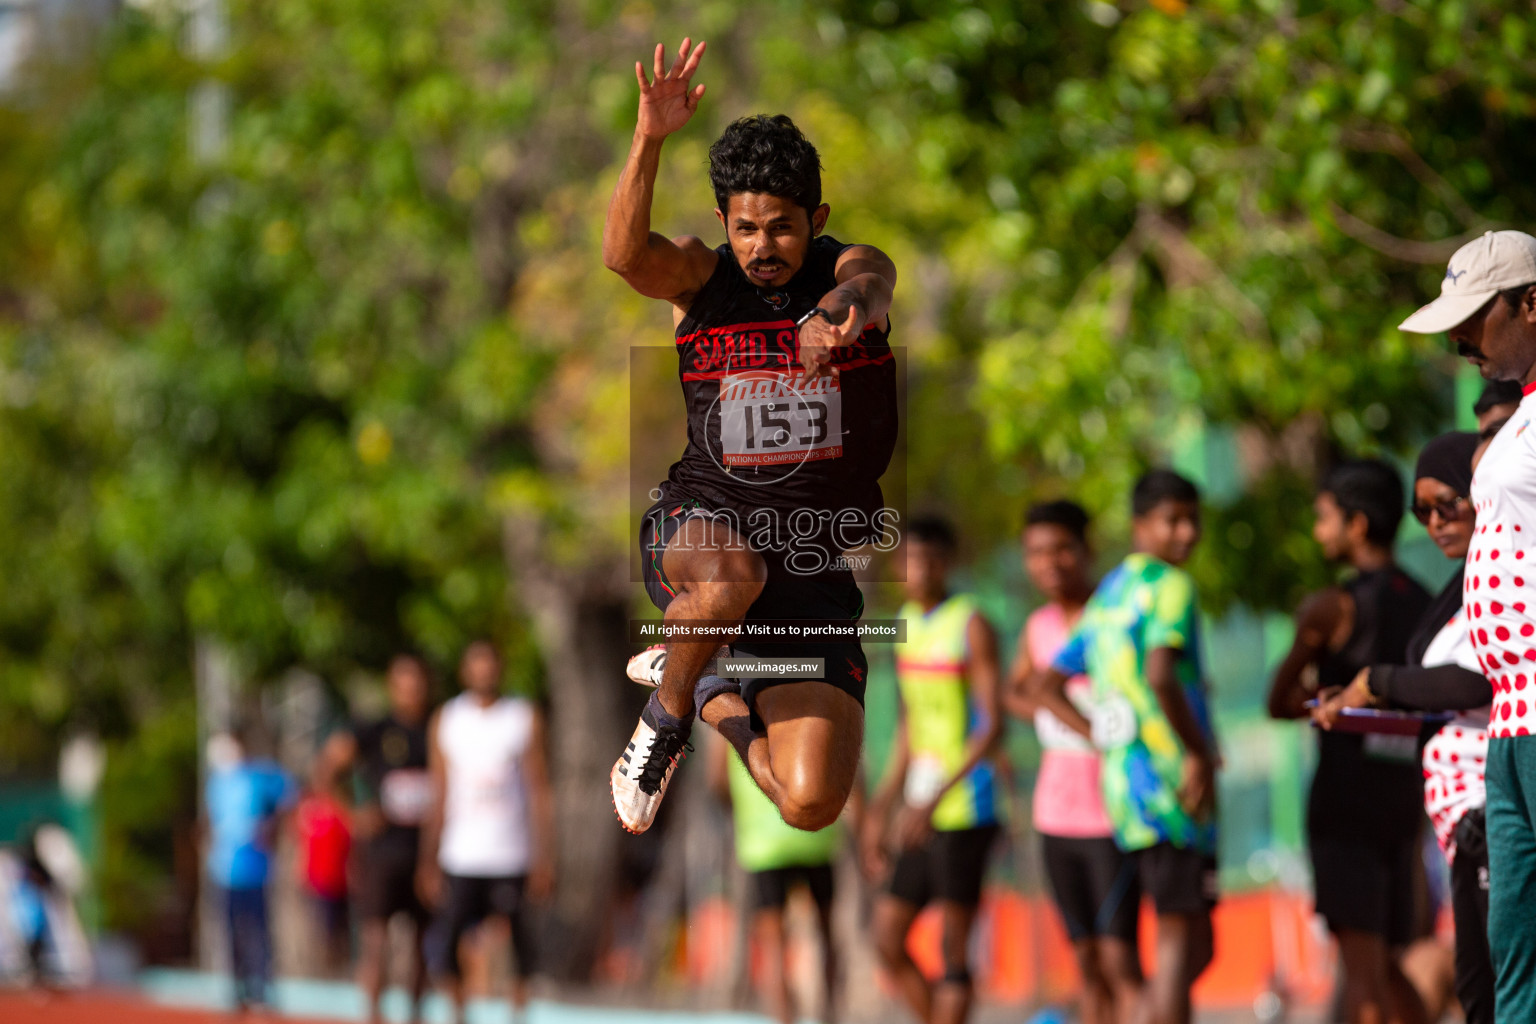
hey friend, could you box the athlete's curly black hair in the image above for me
[708,114,823,215]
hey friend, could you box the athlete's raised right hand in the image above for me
[635,37,706,140]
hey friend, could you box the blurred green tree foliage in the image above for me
[817,0,1535,605]
[2,0,1533,956]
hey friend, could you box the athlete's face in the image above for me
[1023,524,1090,603]
[459,643,502,698]
[1449,286,1536,383]
[1312,492,1357,562]
[388,657,430,722]
[715,193,830,290]
[1414,477,1475,561]
[904,540,952,603]
[1133,500,1201,567]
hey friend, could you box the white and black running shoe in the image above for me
[624,643,729,688]
[611,703,691,834]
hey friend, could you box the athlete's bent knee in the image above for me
[779,792,843,831]
[776,771,846,830]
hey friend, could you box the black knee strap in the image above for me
[693,672,740,717]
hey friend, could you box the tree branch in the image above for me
[1339,127,1484,228]
[1141,208,1271,341]
[1328,203,1498,264]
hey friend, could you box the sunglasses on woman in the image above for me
[1411,494,1469,525]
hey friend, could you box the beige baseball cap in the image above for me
[1400,229,1536,333]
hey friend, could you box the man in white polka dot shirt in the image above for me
[1401,230,1536,1024]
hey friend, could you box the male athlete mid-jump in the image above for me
[604,37,899,834]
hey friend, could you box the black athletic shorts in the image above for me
[435,874,532,979]
[887,824,999,908]
[354,839,428,925]
[1041,834,1141,943]
[639,498,869,711]
[749,862,835,913]
[1137,842,1218,917]
[1309,834,1415,944]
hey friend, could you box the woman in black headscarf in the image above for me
[1314,430,1494,1024]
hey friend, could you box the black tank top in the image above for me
[1307,566,1434,848]
[354,714,430,853]
[658,235,898,561]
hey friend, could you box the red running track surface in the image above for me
[0,990,330,1023]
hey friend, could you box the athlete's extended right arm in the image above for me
[601,38,717,302]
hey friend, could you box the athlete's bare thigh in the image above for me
[756,681,864,821]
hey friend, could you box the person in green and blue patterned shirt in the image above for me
[1033,469,1218,1024]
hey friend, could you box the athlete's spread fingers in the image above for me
[669,37,690,79]
[688,82,706,110]
[679,38,706,79]
[796,345,831,385]
[634,61,648,92]
[653,42,666,81]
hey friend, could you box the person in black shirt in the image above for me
[320,654,434,1024]
[602,38,899,836]
[1314,433,1494,1023]
[1269,460,1433,1024]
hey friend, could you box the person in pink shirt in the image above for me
[1005,500,1143,1024]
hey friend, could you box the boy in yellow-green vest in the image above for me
[863,517,1003,1024]
[708,735,846,1024]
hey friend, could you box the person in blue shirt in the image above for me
[204,722,296,1012]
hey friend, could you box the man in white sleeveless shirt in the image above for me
[418,641,554,1023]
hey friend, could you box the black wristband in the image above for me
[796,306,833,328]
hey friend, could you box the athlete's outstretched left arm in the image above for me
[795,245,897,381]
[894,612,1003,848]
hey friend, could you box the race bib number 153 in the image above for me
[719,371,844,466]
